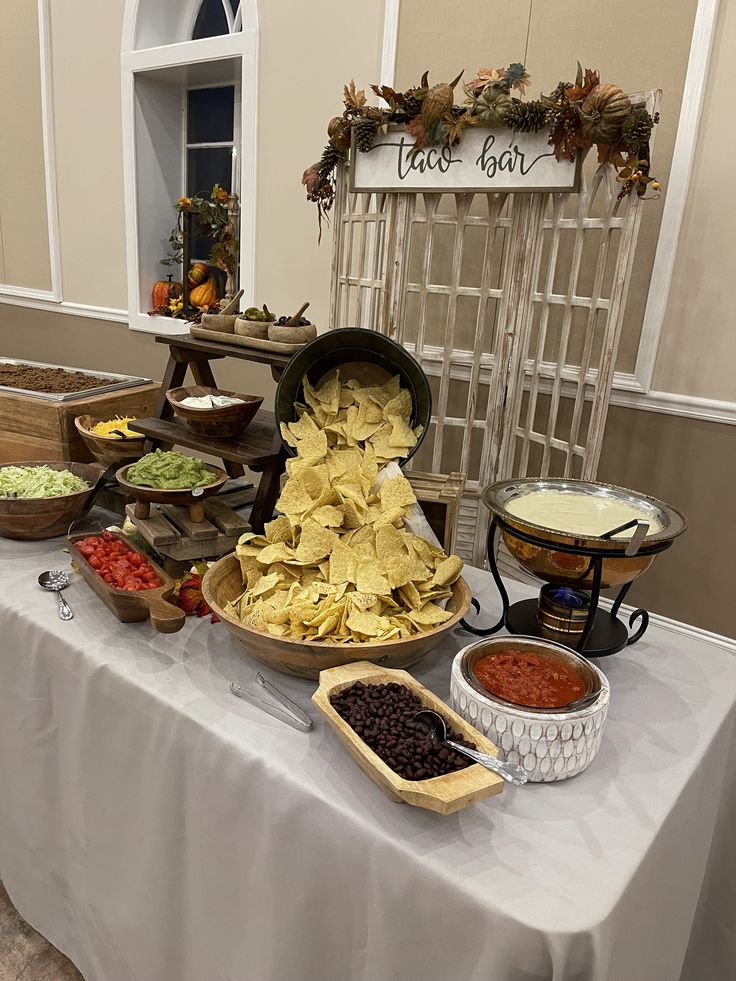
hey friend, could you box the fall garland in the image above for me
[303,63,660,228]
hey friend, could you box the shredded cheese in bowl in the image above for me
[90,417,139,439]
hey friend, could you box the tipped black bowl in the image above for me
[275,328,432,463]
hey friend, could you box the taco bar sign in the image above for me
[349,127,580,194]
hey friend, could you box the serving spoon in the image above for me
[38,570,74,621]
[412,709,528,786]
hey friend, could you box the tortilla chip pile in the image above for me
[224,370,464,643]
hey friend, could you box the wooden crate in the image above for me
[407,471,466,554]
[0,382,161,464]
[125,494,254,562]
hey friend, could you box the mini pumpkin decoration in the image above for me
[327,116,350,152]
[580,84,631,145]
[187,261,210,289]
[189,276,219,310]
[151,274,181,310]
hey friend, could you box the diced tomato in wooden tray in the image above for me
[67,530,185,633]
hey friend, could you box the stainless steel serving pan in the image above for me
[0,358,152,402]
[482,477,687,589]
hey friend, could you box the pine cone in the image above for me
[354,116,379,152]
[621,107,654,153]
[402,93,423,117]
[318,142,344,178]
[504,100,549,133]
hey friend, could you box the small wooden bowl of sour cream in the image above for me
[166,386,263,439]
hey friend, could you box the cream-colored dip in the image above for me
[505,490,663,538]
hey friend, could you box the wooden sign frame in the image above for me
[349,125,581,194]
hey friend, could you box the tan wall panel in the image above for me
[599,405,733,639]
[0,0,52,291]
[395,1,532,87]
[653,0,736,400]
[257,0,384,324]
[49,0,128,308]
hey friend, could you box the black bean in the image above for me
[330,682,475,782]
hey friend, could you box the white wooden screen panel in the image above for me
[329,92,658,567]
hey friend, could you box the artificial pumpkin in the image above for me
[580,84,631,145]
[187,261,210,289]
[151,274,181,310]
[189,276,219,310]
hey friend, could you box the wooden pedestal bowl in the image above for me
[166,386,263,439]
[74,415,146,466]
[115,462,228,523]
[202,552,472,680]
[0,461,103,540]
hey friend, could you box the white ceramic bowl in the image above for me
[450,637,610,782]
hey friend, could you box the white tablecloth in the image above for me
[0,531,735,981]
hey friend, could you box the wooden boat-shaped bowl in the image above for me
[0,461,103,540]
[312,661,504,814]
[74,414,146,466]
[166,386,263,439]
[116,462,228,522]
[202,551,472,680]
[67,531,185,633]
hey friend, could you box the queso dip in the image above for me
[505,490,663,538]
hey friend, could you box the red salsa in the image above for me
[473,650,586,709]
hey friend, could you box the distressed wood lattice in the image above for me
[329,92,659,567]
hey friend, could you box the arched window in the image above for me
[192,0,242,39]
[121,0,258,332]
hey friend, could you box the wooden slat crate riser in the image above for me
[125,489,255,562]
[0,383,161,464]
[407,470,465,555]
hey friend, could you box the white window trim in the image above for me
[120,1,258,334]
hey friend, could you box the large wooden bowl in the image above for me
[166,386,263,439]
[116,461,228,522]
[74,414,146,466]
[202,551,472,680]
[0,460,103,540]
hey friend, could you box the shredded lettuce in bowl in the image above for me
[0,465,90,499]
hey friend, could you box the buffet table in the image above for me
[1,532,734,981]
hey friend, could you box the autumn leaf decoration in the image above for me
[302,61,661,231]
[174,564,218,621]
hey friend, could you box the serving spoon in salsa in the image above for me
[412,710,528,786]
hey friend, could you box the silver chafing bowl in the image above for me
[482,478,687,590]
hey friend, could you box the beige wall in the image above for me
[0,0,52,291]
[598,407,732,638]
[50,0,128,307]
[653,0,736,400]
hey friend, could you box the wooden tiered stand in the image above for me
[130,333,289,534]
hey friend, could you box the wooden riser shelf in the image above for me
[126,499,251,562]
[130,413,279,467]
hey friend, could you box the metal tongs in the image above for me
[601,517,650,557]
[230,673,313,732]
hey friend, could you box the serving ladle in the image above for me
[38,570,74,621]
[412,709,528,786]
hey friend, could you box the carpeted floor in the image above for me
[0,883,83,980]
